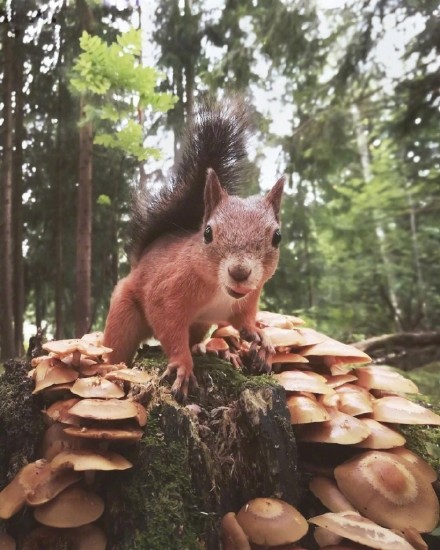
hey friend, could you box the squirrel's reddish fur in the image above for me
[103,99,284,399]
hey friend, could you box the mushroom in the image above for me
[353,419,406,449]
[221,512,251,550]
[63,425,143,442]
[80,331,105,346]
[23,524,106,550]
[34,486,104,528]
[0,472,27,519]
[212,325,241,339]
[51,449,133,471]
[205,337,230,353]
[70,376,125,399]
[45,398,82,426]
[256,311,305,329]
[309,476,357,513]
[32,358,79,394]
[236,498,308,546]
[334,451,439,532]
[273,371,335,395]
[309,512,415,549]
[68,398,138,421]
[40,423,87,461]
[0,533,15,550]
[300,339,371,365]
[296,408,371,445]
[104,368,153,385]
[355,366,419,394]
[372,396,440,425]
[314,526,343,547]
[262,327,322,348]
[42,339,112,367]
[334,385,373,417]
[324,374,358,388]
[286,394,330,424]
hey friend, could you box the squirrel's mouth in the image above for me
[225,286,251,299]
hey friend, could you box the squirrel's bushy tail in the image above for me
[128,98,250,263]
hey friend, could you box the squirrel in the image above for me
[103,98,284,400]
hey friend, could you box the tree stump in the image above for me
[0,353,302,550]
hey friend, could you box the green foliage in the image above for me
[70,29,177,160]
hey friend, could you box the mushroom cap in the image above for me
[335,387,373,416]
[334,451,439,532]
[324,374,358,388]
[314,526,343,547]
[104,368,153,384]
[297,408,371,445]
[236,498,308,546]
[212,325,241,339]
[287,395,331,424]
[387,447,437,483]
[42,339,112,358]
[256,311,305,329]
[68,398,138,421]
[355,366,419,394]
[41,422,87,461]
[372,396,440,425]
[32,358,79,394]
[353,419,406,449]
[34,487,104,528]
[23,524,106,550]
[71,376,125,399]
[64,425,143,442]
[205,337,230,352]
[309,512,414,550]
[309,476,357,513]
[270,352,310,366]
[133,401,148,427]
[263,327,323,348]
[80,331,105,347]
[51,449,133,471]
[0,472,26,519]
[45,398,82,425]
[19,460,81,506]
[221,512,251,550]
[274,370,335,394]
[0,533,15,550]
[301,339,371,364]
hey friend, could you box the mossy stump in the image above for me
[0,353,301,550]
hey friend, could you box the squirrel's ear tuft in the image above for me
[265,176,285,221]
[204,168,227,221]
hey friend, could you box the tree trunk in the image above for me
[12,20,25,356]
[74,0,95,337]
[0,23,16,359]
[75,96,93,336]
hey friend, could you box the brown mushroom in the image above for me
[372,396,440,425]
[256,311,305,329]
[70,376,125,399]
[273,371,335,394]
[263,327,323,348]
[221,512,251,550]
[68,398,138,421]
[40,423,87,461]
[353,419,406,449]
[23,524,106,550]
[324,374,358,388]
[300,339,371,365]
[80,331,105,347]
[387,447,437,483]
[63,425,143,442]
[286,395,330,424]
[104,368,153,384]
[212,325,241,339]
[236,498,308,546]
[45,398,82,426]
[355,366,419,394]
[32,358,79,394]
[314,526,343,547]
[34,486,104,528]
[296,408,371,445]
[309,476,357,513]
[309,512,415,549]
[334,451,439,532]
[51,449,133,471]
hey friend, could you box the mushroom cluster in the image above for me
[213,311,440,549]
[0,332,151,549]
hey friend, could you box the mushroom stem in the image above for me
[221,512,251,550]
[71,350,81,369]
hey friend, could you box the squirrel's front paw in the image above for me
[161,362,198,402]
[240,327,275,373]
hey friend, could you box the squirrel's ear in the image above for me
[265,176,285,221]
[204,168,226,221]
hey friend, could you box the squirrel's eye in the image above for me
[204,225,213,244]
[272,229,282,247]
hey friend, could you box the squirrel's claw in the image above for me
[241,327,274,373]
[161,362,198,403]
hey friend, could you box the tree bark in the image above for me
[74,0,95,337]
[0,23,16,359]
[12,19,25,356]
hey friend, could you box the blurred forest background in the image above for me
[0,0,439,361]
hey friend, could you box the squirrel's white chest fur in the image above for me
[195,289,237,324]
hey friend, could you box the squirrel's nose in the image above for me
[228,265,251,283]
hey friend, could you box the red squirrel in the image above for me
[103,99,284,399]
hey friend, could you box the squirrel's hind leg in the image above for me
[103,277,152,366]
